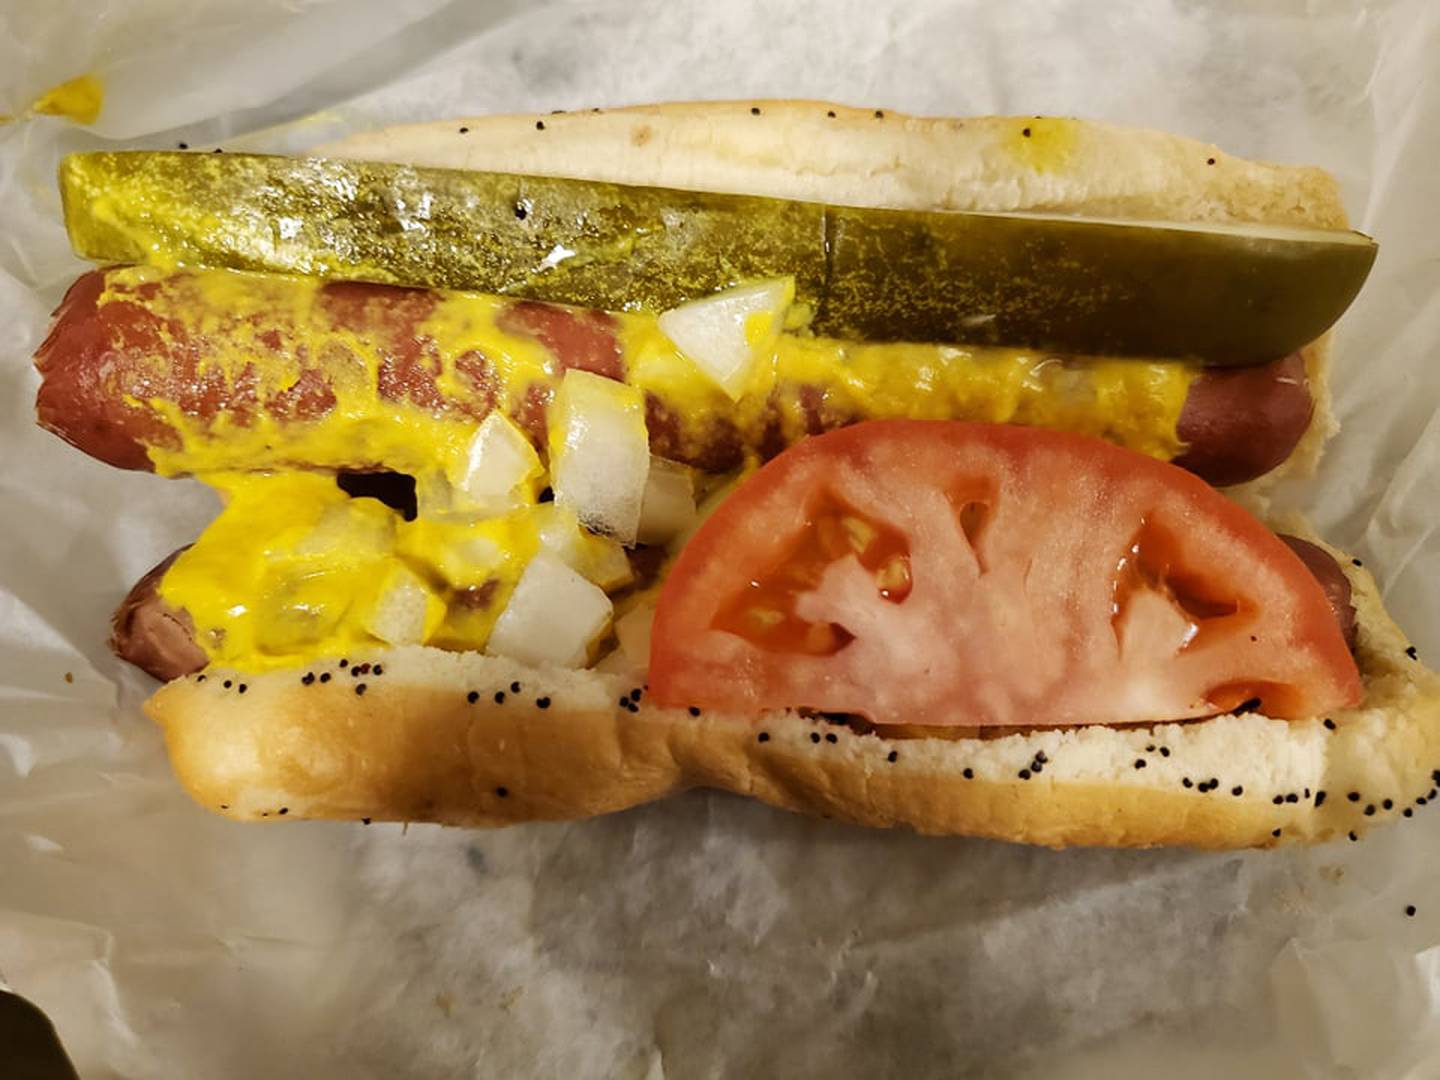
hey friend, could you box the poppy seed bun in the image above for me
[316,100,1347,229]
[146,552,1440,847]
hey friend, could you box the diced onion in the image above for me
[535,504,634,591]
[657,277,793,399]
[485,553,613,668]
[415,471,528,521]
[418,413,543,520]
[296,502,396,557]
[363,563,443,646]
[637,457,697,545]
[549,370,650,544]
[614,599,657,670]
[455,412,542,501]
[428,533,506,587]
[668,473,742,553]
[579,535,634,592]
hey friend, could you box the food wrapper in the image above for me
[2,1,1438,1075]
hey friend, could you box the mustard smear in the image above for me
[1006,117,1077,173]
[31,75,104,125]
[159,472,544,671]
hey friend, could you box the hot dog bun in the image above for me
[130,104,1419,846]
[316,101,1348,229]
[146,546,1440,848]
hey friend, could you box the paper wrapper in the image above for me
[2,1,1438,1075]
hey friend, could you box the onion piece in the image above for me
[415,471,530,522]
[637,457,697,545]
[454,411,542,501]
[657,277,793,399]
[296,502,396,558]
[614,599,657,670]
[535,504,634,591]
[363,563,444,646]
[426,532,505,587]
[485,553,613,668]
[417,413,543,520]
[668,473,743,554]
[549,369,650,544]
[580,536,634,592]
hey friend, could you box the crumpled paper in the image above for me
[2,1,1438,1076]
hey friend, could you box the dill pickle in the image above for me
[60,150,1375,364]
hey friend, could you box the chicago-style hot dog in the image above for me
[35,102,1440,848]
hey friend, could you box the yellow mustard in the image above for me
[31,74,104,125]
[1005,117,1078,173]
[158,472,542,670]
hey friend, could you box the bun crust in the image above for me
[146,558,1440,847]
[316,100,1348,228]
[140,103,1398,847]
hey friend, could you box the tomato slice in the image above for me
[648,421,1361,727]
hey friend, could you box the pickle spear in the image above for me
[60,151,1376,365]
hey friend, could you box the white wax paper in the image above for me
[2,1,1438,1076]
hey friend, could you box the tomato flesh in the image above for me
[711,491,911,655]
[648,421,1361,727]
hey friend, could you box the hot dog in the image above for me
[109,549,206,681]
[37,267,1309,486]
[34,101,1440,849]
[1280,536,1359,650]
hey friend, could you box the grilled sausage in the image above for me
[1175,353,1313,487]
[37,268,1311,486]
[1280,535,1358,651]
[109,549,207,681]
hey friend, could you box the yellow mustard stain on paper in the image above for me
[31,74,104,125]
[1005,117,1077,173]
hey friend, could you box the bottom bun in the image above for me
[145,557,1440,849]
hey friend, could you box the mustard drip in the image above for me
[158,472,542,671]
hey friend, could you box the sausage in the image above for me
[114,535,1362,683]
[1175,354,1313,487]
[37,267,1309,484]
[110,549,208,681]
[34,269,741,474]
[1279,535,1358,650]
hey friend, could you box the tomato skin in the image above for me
[648,420,1361,727]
